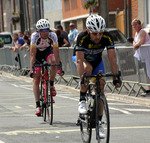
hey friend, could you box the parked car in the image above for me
[105,28,133,46]
[71,28,133,47]
[0,32,13,47]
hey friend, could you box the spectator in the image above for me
[9,33,25,69]
[20,35,30,51]
[18,31,24,38]
[132,19,150,96]
[10,33,25,51]
[0,37,4,48]
[21,35,30,68]
[68,23,79,46]
[56,24,69,46]
[54,29,69,47]
[24,30,31,40]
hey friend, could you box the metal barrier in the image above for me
[0,45,150,96]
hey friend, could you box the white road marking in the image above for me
[57,95,79,101]
[15,106,22,109]
[28,105,35,108]
[0,140,5,143]
[124,108,150,112]
[10,84,19,87]
[9,83,142,115]
[10,83,32,90]
[109,107,132,115]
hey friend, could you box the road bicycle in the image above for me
[33,61,62,125]
[76,71,121,143]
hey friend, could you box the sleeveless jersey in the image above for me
[134,29,150,44]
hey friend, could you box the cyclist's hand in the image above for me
[57,69,64,76]
[113,79,122,88]
[30,71,36,78]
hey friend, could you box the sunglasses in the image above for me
[91,32,103,36]
[40,28,49,32]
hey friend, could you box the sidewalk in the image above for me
[1,71,150,107]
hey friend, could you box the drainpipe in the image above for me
[124,0,128,38]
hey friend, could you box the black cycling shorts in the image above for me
[36,46,54,63]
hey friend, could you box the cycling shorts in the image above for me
[35,47,54,72]
[72,55,105,75]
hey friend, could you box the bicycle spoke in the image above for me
[79,113,92,143]
[97,95,110,143]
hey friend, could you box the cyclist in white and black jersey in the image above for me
[30,19,64,116]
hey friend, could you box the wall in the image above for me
[43,0,63,29]
[108,0,124,11]
[116,11,125,34]
[62,0,89,20]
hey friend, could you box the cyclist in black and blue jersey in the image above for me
[72,14,121,138]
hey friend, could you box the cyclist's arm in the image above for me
[107,49,118,80]
[51,32,61,70]
[30,45,37,71]
[107,49,121,87]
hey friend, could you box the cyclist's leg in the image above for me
[47,53,57,80]
[92,59,106,138]
[72,55,93,93]
[33,70,41,103]
[92,59,105,93]
[92,60,105,115]
[33,50,44,115]
[75,56,93,114]
[46,47,57,97]
[33,66,42,115]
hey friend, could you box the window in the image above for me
[0,35,12,44]
[144,0,150,26]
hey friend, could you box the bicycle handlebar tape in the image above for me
[30,71,36,78]
[113,79,122,86]
[57,69,64,75]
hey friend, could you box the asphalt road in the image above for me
[0,73,150,143]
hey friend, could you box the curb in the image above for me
[56,84,150,107]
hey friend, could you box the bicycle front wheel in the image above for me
[42,82,47,122]
[48,83,53,125]
[79,113,92,143]
[95,93,110,143]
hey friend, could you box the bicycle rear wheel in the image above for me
[95,93,110,143]
[79,113,92,143]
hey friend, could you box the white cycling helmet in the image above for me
[86,14,106,33]
[36,19,50,30]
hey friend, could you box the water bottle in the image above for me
[88,96,94,111]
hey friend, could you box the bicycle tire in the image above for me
[79,91,92,143]
[40,82,44,117]
[95,93,110,143]
[80,113,92,143]
[49,83,53,125]
[43,82,47,121]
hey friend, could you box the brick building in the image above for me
[1,0,150,39]
[0,0,43,34]
[61,0,124,33]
